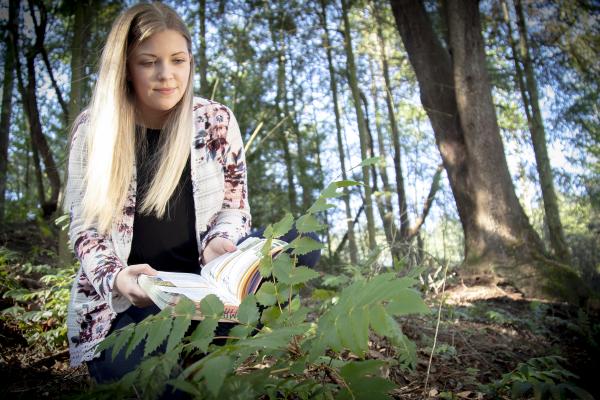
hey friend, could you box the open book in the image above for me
[137,236,287,321]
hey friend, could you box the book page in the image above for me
[147,271,237,306]
[201,237,287,301]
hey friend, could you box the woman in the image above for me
[65,2,320,384]
[65,1,249,379]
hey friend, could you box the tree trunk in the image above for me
[286,43,312,211]
[373,1,410,241]
[318,0,358,264]
[268,13,298,216]
[12,2,61,217]
[0,0,18,224]
[360,90,398,258]
[512,0,571,264]
[341,0,377,250]
[389,0,584,301]
[198,0,210,97]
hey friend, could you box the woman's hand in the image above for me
[114,263,158,308]
[202,237,237,265]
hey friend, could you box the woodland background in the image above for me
[0,0,598,398]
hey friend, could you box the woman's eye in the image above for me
[174,59,186,64]
[142,61,154,66]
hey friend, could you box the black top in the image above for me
[127,126,200,273]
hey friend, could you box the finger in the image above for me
[223,240,237,252]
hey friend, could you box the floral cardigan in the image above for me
[65,97,251,367]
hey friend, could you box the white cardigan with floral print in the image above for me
[65,97,251,367]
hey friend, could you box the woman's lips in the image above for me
[156,88,175,95]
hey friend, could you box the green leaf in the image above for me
[295,214,326,233]
[260,305,281,326]
[189,317,218,353]
[306,198,336,214]
[319,180,361,199]
[125,322,149,359]
[240,324,310,350]
[144,317,172,357]
[337,360,396,400]
[111,325,134,361]
[167,315,191,352]
[340,359,387,381]
[272,213,294,238]
[287,236,324,256]
[229,324,253,339]
[360,156,383,167]
[256,281,277,306]
[166,379,201,397]
[369,304,390,338]
[272,254,319,285]
[385,289,430,316]
[174,297,195,317]
[237,295,259,325]
[200,294,224,319]
[258,252,273,278]
[272,253,293,282]
[199,355,233,397]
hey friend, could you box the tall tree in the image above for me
[197,0,209,97]
[267,4,299,215]
[341,0,377,250]
[389,0,581,300]
[372,1,410,242]
[317,0,358,264]
[505,0,571,264]
[12,0,61,216]
[0,0,19,224]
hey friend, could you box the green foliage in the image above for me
[483,356,594,400]
[86,180,429,399]
[0,263,75,349]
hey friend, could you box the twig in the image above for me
[27,349,69,368]
[423,263,448,395]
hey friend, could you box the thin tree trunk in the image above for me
[286,43,312,211]
[373,0,410,240]
[268,11,298,215]
[512,0,571,264]
[198,0,209,97]
[341,0,377,250]
[360,90,397,257]
[12,2,61,217]
[389,0,575,300]
[318,0,358,264]
[0,0,18,224]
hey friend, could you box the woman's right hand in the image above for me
[114,264,158,308]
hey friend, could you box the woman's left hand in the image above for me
[202,237,237,265]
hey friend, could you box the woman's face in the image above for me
[127,29,191,128]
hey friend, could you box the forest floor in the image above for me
[0,222,598,399]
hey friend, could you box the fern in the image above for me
[88,180,429,399]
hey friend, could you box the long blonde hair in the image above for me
[78,2,194,234]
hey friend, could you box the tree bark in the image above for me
[341,0,377,250]
[12,0,61,217]
[0,0,19,224]
[389,0,571,299]
[318,0,358,264]
[198,0,210,97]
[373,1,410,240]
[512,0,571,264]
[268,10,298,216]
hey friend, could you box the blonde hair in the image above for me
[78,2,194,234]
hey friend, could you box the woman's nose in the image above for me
[156,62,173,80]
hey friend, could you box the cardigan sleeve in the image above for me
[200,107,252,258]
[64,114,131,313]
